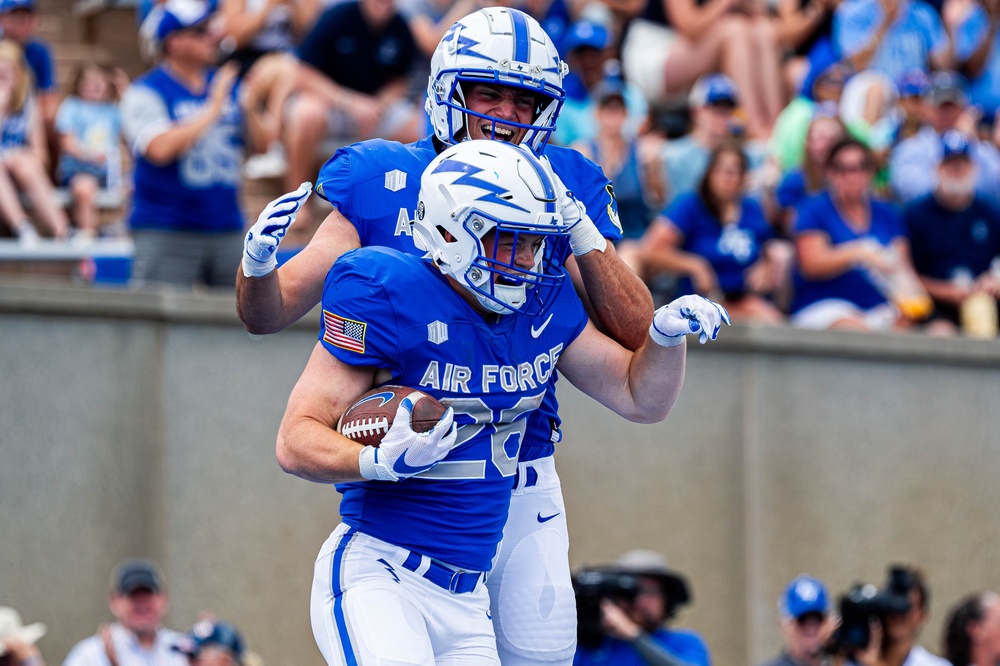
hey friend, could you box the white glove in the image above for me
[242,182,313,278]
[650,295,731,347]
[357,397,458,482]
[542,157,607,256]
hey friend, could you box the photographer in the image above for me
[573,550,711,666]
[759,575,836,666]
[832,564,950,666]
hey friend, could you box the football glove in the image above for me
[542,157,607,256]
[242,182,312,278]
[357,397,458,482]
[650,295,731,347]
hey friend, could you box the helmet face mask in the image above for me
[426,7,568,153]
[413,140,569,316]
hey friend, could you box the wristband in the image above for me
[242,252,277,279]
[649,321,687,348]
[358,446,396,481]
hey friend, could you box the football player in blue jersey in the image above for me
[276,139,729,666]
[239,8,669,665]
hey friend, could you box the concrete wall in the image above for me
[3,281,1000,666]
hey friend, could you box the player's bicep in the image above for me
[277,208,362,321]
[557,321,635,414]
[284,343,376,429]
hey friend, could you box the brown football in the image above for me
[337,385,448,447]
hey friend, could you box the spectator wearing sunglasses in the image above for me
[757,575,834,666]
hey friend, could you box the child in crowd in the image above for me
[55,63,127,238]
[0,39,69,241]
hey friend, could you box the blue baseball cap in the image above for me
[0,0,35,13]
[173,620,245,662]
[941,130,972,161]
[689,74,738,108]
[923,70,968,106]
[897,69,928,98]
[155,0,213,42]
[781,575,830,619]
[562,20,609,53]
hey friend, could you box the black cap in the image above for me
[111,559,164,595]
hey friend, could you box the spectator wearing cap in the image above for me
[757,575,834,666]
[572,78,654,272]
[903,130,1000,335]
[174,620,245,666]
[0,606,47,666]
[660,74,766,206]
[63,559,188,666]
[0,0,58,142]
[573,549,711,666]
[833,0,952,84]
[890,70,1000,206]
[121,0,265,287]
[894,69,928,143]
[943,591,1000,666]
[768,58,853,174]
[552,20,647,147]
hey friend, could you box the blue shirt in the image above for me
[834,0,947,81]
[663,193,774,295]
[574,627,712,666]
[0,98,33,151]
[791,191,905,312]
[120,66,245,233]
[323,248,588,571]
[55,96,121,157]
[24,39,55,93]
[315,136,623,462]
[776,170,810,210]
[956,5,1000,119]
[904,194,1000,281]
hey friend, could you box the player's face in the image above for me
[462,83,537,144]
[624,576,667,632]
[483,229,544,277]
[192,646,238,666]
[109,589,169,635]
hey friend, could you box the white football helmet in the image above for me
[426,7,568,153]
[412,140,569,316]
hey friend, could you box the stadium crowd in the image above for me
[4,556,1000,666]
[0,0,998,336]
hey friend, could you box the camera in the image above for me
[828,567,916,655]
[572,568,640,649]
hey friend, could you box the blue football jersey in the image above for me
[315,136,622,462]
[321,248,589,571]
[121,66,245,233]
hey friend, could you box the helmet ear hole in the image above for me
[438,226,457,243]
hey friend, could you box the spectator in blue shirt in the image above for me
[890,71,1000,206]
[641,142,785,323]
[834,0,951,83]
[0,0,59,162]
[904,130,1000,334]
[574,550,711,666]
[792,137,921,330]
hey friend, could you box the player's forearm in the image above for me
[277,418,365,483]
[622,338,686,423]
[236,270,298,333]
[574,247,654,351]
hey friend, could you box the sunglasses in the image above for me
[830,161,872,174]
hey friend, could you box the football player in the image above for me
[240,8,652,665]
[276,140,729,666]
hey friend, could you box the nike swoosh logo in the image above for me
[537,512,560,523]
[530,314,554,338]
[356,391,396,408]
[393,455,434,476]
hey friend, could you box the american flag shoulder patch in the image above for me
[323,310,367,353]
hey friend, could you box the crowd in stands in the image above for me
[4,557,1000,666]
[0,0,997,336]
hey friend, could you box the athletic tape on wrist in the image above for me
[241,252,276,278]
[358,445,397,481]
[649,321,686,347]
